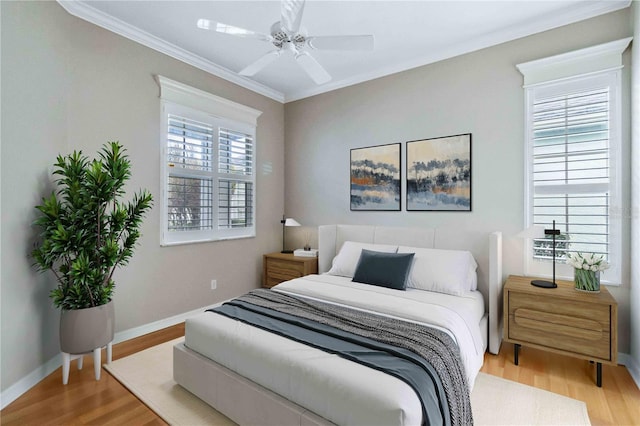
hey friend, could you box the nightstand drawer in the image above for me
[262,252,318,289]
[508,290,612,361]
[266,258,305,278]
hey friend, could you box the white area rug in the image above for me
[104,338,591,425]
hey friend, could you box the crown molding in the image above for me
[56,0,285,103]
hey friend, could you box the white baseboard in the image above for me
[111,301,224,345]
[618,352,640,390]
[0,353,64,410]
[0,301,224,410]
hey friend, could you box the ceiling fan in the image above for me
[197,0,374,85]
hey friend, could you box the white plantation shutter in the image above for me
[520,64,623,284]
[167,115,214,171]
[217,128,254,229]
[531,87,611,259]
[157,76,261,245]
[219,128,253,175]
[167,114,214,232]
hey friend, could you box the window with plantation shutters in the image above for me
[531,87,611,261]
[218,128,254,229]
[167,114,215,232]
[517,38,630,285]
[157,76,261,245]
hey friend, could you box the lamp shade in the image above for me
[517,225,545,239]
[283,218,301,227]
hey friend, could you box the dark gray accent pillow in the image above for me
[352,249,415,290]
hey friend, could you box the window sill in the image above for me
[160,233,255,247]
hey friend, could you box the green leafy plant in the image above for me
[31,142,153,310]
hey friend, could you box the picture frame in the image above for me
[350,143,401,211]
[406,133,471,211]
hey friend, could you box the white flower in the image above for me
[568,252,610,272]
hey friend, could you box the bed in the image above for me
[174,225,503,426]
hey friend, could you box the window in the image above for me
[157,76,262,245]
[518,38,631,284]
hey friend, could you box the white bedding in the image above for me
[184,274,485,426]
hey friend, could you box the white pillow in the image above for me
[327,241,398,278]
[467,266,478,292]
[397,246,477,296]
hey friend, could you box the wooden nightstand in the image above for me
[262,252,318,288]
[503,275,618,387]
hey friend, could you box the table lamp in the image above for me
[281,215,301,253]
[518,220,560,288]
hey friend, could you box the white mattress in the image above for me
[184,274,486,426]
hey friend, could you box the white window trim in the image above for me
[517,38,631,285]
[157,76,262,246]
[156,75,262,127]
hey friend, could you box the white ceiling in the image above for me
[58,0,630,103]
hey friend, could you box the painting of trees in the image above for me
[406,134,471,211]
[350,143,401,211]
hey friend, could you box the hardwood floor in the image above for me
[2,324,639,425]
[1,324,184,426]
[482,344,640,426]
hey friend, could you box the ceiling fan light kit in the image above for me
[197,0,374,85]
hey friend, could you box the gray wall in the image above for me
[1,1,284,393]
[284,9,634,352]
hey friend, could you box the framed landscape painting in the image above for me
[350,143,401,211]
[406,134,471,211]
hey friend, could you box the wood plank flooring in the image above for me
[2,323,639,425]
[1,324,183,426]
[483,344,640,426]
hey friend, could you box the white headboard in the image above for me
[318,224,503,354]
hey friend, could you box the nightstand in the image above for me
[503,275,618,387]
[262,252,318,288]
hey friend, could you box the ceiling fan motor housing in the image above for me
[270,21,306,50]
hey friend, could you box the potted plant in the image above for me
[31,141,153,367]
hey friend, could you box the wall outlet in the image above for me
[210,279,217,290]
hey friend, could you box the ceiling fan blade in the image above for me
[281,0,305,34]
[306,35,374,51]
[295,51,331,85]
[197,19,272,42]
[239,50,282,76]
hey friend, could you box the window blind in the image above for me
[167,115,214,171]
[217,128,254,230]
[167,176,213,231]
[166,114,214,232]
[219,128,253,175]
[218,180,253,229]
[531,88,610,260]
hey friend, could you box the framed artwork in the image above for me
[350,143,401,211]
[406,133,471,211]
